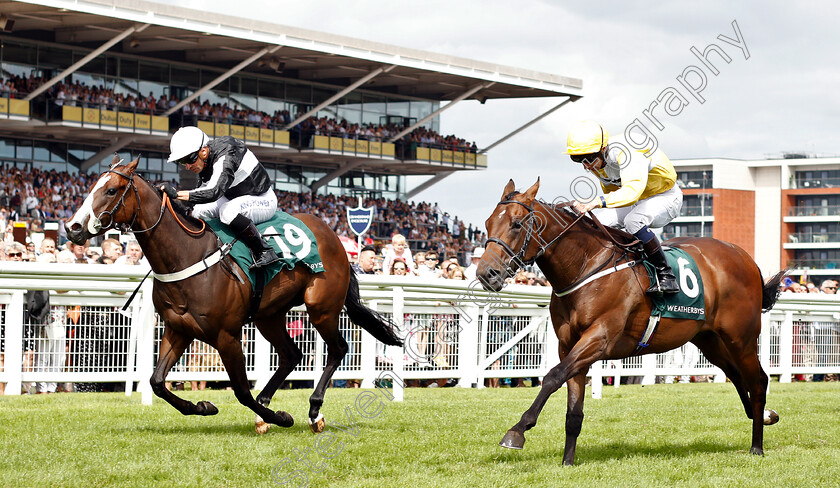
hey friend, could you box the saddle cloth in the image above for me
[206,212,325,288]
[645,246,706,321]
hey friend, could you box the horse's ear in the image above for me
[502,179,516,199]
[523,177,540,203]
[109,153,122,168]
[125,157,140,173]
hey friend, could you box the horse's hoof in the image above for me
[499,430,526,450]
[197,401,218,416]
[275,411,294,428]
[763,409,779,425]
[749,447,764,456]
[308,413,325,434]
[255,415,271,435]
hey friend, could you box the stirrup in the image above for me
[250,250,280,269]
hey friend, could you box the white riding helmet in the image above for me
[168,126,209,163]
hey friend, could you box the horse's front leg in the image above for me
[500,329,607,451]
[150,326,218,416]
[562,371,589,466]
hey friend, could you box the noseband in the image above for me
[93,168,166,234]
[486,199,587,273]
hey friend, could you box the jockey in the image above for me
[165,126,280,269]
[567,120,683,294]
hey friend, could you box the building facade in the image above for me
[668,156,840,284]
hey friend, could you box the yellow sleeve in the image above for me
[604,152,648,208]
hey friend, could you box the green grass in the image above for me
[1,382,838,487]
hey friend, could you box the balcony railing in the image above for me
[788,259,840,270]
[794,177,840,189]
[679,204,714,217]
[787,205,840,217]
[787,233,840,244]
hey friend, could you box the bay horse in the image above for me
[477,179,783,465]
[65,157,402,434]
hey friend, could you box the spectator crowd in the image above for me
[2,74,478,153]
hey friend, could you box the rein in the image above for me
[96,168,205,236]
[487,198,644,295]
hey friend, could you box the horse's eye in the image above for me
[106,188,117,196]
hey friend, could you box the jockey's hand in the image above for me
[159,183,178,200]
[572,199,601,214]
[176,191,190,201]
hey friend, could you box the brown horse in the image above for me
[477,179,783,465]
[65,157,402,433]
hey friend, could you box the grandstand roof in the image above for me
[3,0,583,101]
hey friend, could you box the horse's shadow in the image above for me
[488,439,741,465]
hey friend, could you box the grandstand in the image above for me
[0,0,582,202]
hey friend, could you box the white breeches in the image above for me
[594,185,683,234]
[191,188,278,225]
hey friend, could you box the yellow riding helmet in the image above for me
[566,120,609,155]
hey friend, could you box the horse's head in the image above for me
[66,156,142,244]
[477,178,541,292]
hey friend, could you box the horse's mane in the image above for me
[127,167,205,228]
[537,198,640,247]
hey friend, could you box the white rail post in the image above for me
[590,360,603,399]
[253,325,272,391]
[388,289,405,401]
[641,354,656,385]
[457,303,479,388]
[359,301,378,389]
[124,296,141,396]
[4,291,25,396]
[475,305,490,389]
[779,311,794,383]
[759,313,772,394]
[137,279,156,405]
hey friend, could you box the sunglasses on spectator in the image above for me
[394,267,407,271]
[827,286,837,290]
[175,150,200,166]
[7,252,22,257]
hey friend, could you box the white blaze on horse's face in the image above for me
[68,174,112,235]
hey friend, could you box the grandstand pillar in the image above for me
[3,291,24,396]
[387,83,495,143]
[284,65,397,130]
[163,45,283,117]
[404,171,455,200]
[479,96,579,154]
[309,160,366,193]
[81,136,136,172]
[25,23,151,101]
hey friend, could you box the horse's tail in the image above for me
[761,269,787,313]
[344,268,404,346]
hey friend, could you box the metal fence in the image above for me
[2,261,840,403]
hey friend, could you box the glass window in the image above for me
[120,58,139,80]
[140,61,168,83]
[37,45,73,71]
[0,139,14,158]
[286,82,310,103]
[387,101,410,118]
[171,66,200,90]
[33,141,51,162]
[16,141,32,160]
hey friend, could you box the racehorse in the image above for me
[477,179,783,465]
[65,156,402,434]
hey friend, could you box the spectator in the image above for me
[352,245,377,275]
[382,234,415,276]
[100,237,124,264]
[39,237,58,259]
[390,258,410,276]
[114,240,145,266]
[463,247,483,281]
[820,280,837,294]
[66,240,94,264]
[416,250,441,278]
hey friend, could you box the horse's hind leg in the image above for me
[692,332,753,417]
[214,330,295,428]
[307,307,348,433]
[252,314,304,434]
[151,326,218,416]
[730,344,772,455]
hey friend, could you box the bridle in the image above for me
[485,198,587,273]
[92,168,205,235]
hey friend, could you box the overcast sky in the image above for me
[172,0,838,228]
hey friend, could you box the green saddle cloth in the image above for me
[645,247,706,320]
[206,212,325,289]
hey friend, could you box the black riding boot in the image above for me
[642,238,679,294]
[229,214,280,269]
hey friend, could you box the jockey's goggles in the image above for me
[570,153,599,163]
[175,150,200,166]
